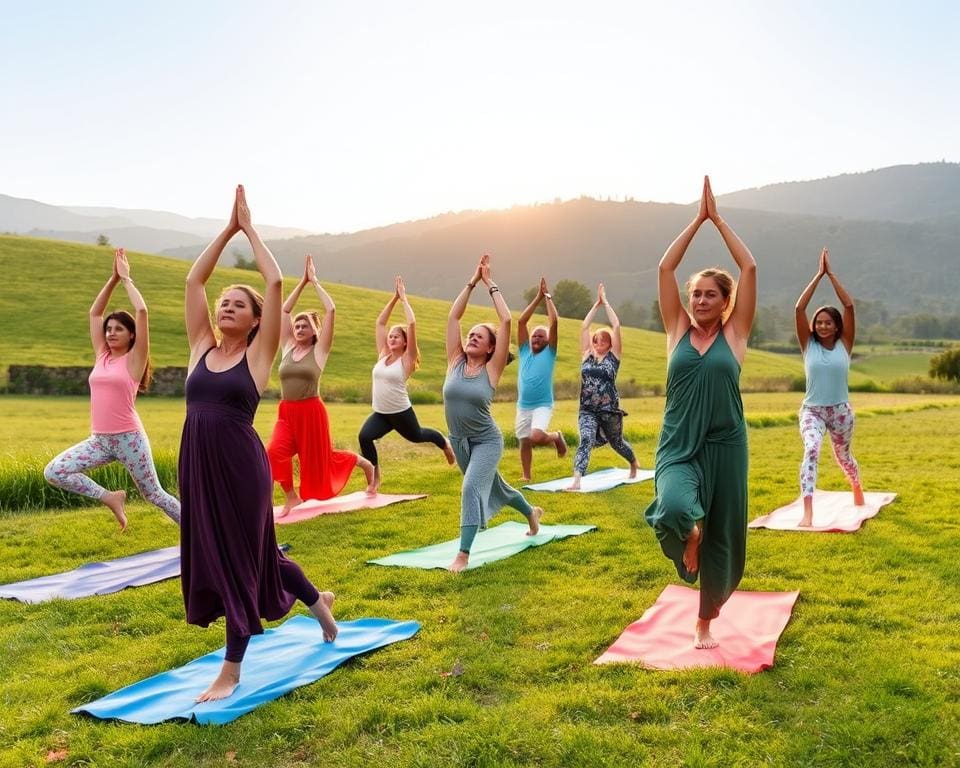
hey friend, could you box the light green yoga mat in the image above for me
[367,521,597,571]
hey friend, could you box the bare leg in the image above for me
[694,617,718,649]
[443,438,456,466]
[798,495,814,527]
[276,485,301,519]
[526,506,543,536]
[554,431,567,458]
[682,523,702,574]
[519,438,533,482]
[628,459,639,479]
[308,591,338,642]
[102,490,128,532]
[357,455,377,495]
[196,660,241,703]
[567,472,582,491]
[447,551,469,573]
[853,482,865,506]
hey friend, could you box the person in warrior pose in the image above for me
[444,254,543,573]
[644,176,757,649]
[44,248,180,529]
[268,254,374,517]
[568,283,639,490]
[358,275,455,492]
[180,186,336,702]
[795,247,863,527]
[515,277,565,482]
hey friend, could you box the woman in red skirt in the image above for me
[269,255,375,517]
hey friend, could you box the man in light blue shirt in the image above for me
[516,277,566,481]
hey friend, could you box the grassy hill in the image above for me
[0,235,814,397]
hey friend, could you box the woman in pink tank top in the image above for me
[44,248,181,530]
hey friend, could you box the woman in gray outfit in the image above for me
[444,255,543,572]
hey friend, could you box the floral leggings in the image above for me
[44,431,181,525]
[574,409,636,476]
[798,403,860,498]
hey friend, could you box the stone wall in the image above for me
[6,365,187,396]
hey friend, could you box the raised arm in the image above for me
[281,257,312,351]
[706,177,756,345]
[544,280,559,351]
[659,178,709,348]
[396,277,419,378]
[447,257,484,366]
[795,249,827,351]
[580,289,604,358]
[600,284,623,359]
[235,186,283,391]
[376,278,401,354]
[479,258,512,385]
[306,257,337,370]
[186,189,241,365]
[823,249,856,352]
[517,278,545,347]
[114,249,150,382]
[89,252,120,355]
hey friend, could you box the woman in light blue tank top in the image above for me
[795,248,864,527]
[443,255,543,572]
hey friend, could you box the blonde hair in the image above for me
[382,324,421,371]
[293,311,322,345]
[686,267,736,322]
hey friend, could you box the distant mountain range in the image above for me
[5,162,960,313]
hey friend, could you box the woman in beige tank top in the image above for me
[267,256,374,517]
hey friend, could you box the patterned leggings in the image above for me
[44,431,181,525]
[573,410,636,475]
[798,403,860,497]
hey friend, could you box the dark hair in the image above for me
[293,311,322,346]
[217,284,264,345]
[103,310,152,392]
[479,323,515,365]
[809,306,843,345]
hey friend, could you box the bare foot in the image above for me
[443,439,457,466]
[447,551,469,573]
[370,464,382,495]
[276,493,302,519]
[520,476,532,483]
[196,660,241,703]
[554,432,567,458]
[628,461,639,479]
[308,591,338,642]
[102,490,128,531]
[853,484,865,506]
[798,495,814,527]
[566,474,582,491]
[359,457,377,495]
[682,524,702,574]
[798,515,814,527]
[694,618,718,649]
[526,506,543,536]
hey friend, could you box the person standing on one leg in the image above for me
[516,276,565,482]
[444,254,543,573]
[358,275,455,492]
[44,247,180,530]
[795,248,864,527]
[567,283,639,490]
[644,176,757,650]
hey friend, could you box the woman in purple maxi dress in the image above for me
[179,186,338,703]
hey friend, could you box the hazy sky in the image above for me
[2,1,958,232]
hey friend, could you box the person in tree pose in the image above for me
[267,254,374,517]
[179,186,336,702]
[358,275,455,492]
[444,254,544,572]
[644,176,757,649]
[794,247,863,527]
[515,276,565,482]
[44,248,180,530]
[568,283,639,490]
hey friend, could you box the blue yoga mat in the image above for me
[368,520,597,570]
[0,546,180,604]
[523,467,654,493]
[72,615,420,725]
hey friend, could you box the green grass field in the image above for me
[0,394,959,766]
[2,235,820,397]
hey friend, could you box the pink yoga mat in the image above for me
[749,490,896,533]
[595,584,798,673]
[273,492,426,524]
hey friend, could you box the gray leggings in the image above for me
[44,431,181,525]
[573,410,636,475]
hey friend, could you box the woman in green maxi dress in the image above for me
[644,176,757,650]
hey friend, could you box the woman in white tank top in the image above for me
[358,276,455,492]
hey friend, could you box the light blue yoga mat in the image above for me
[368,520,597,570]
[523,467,654,493]
[0,546,180,604]
[72,615,420,725]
